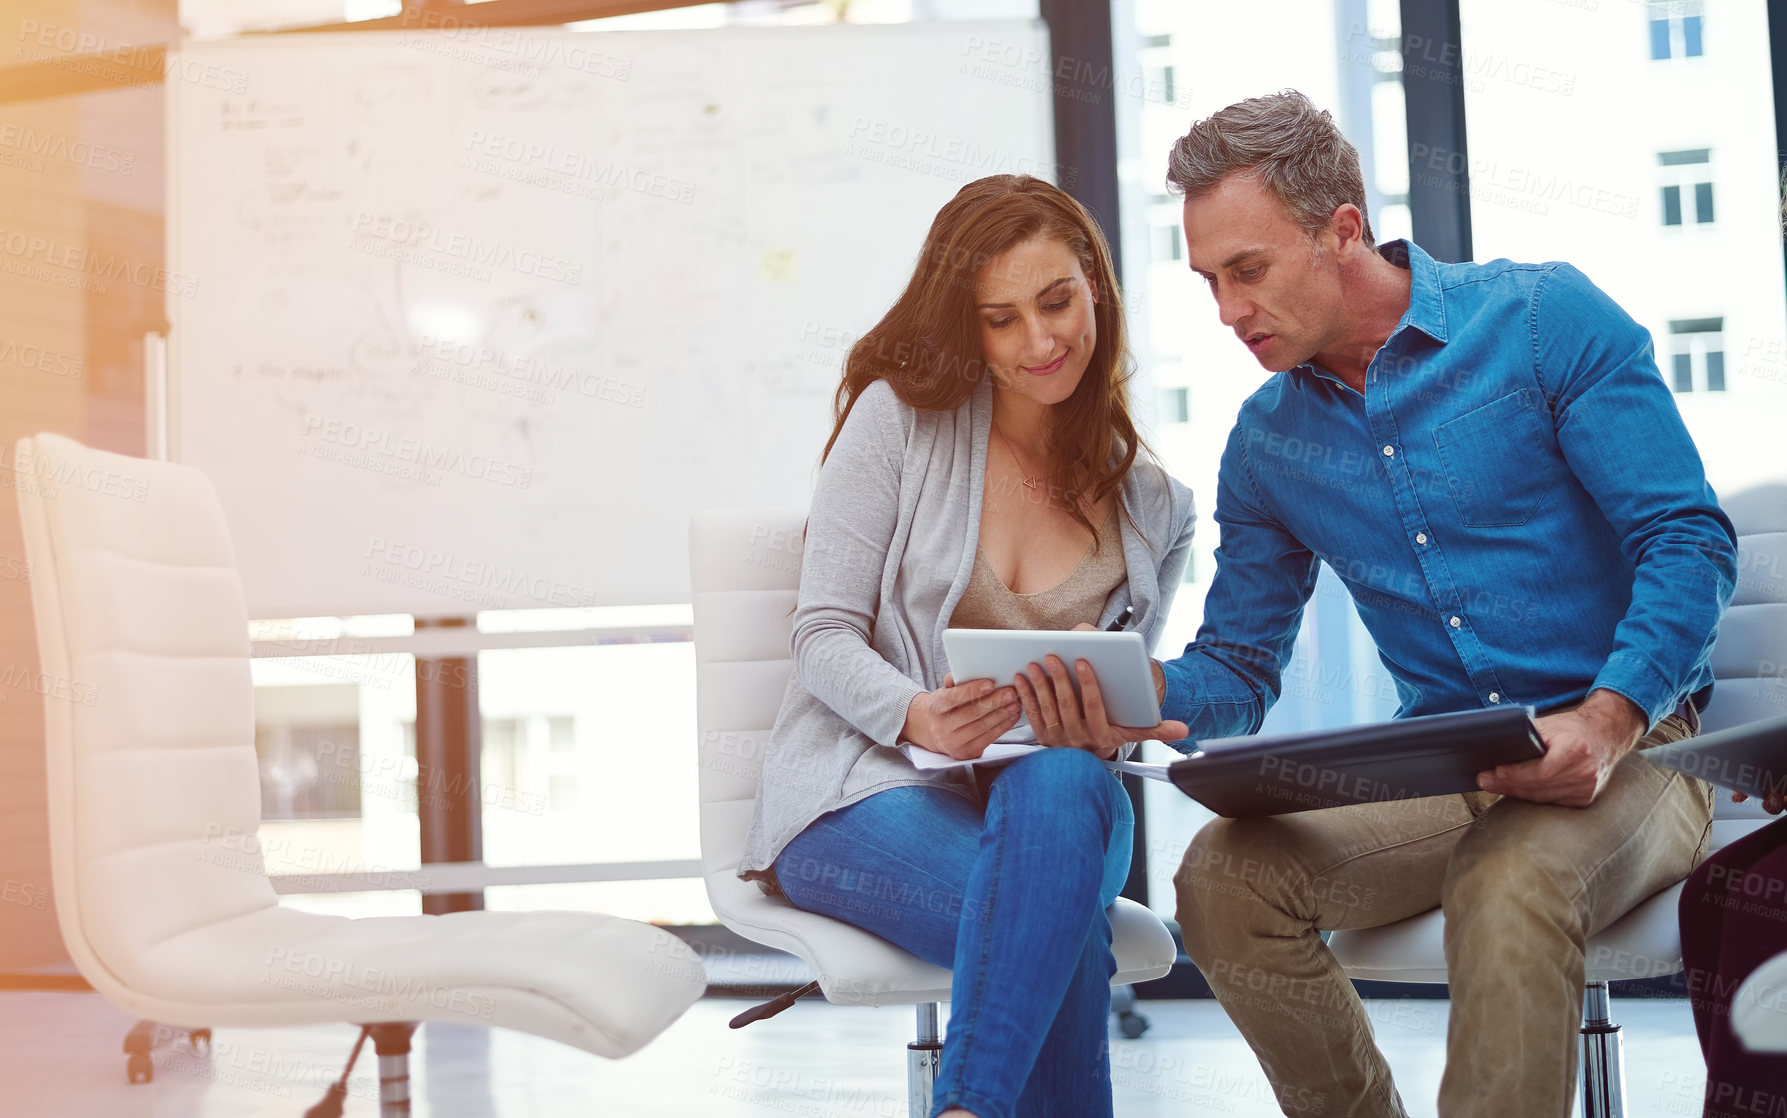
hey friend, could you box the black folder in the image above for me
[1166,706,1546,818]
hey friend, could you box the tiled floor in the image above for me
[0,990,1709,1117]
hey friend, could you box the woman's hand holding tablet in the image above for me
[899,674,1022,760]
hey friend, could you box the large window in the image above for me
[249,618,422,919]
[1461,0,1785,496]
[474,618,705,923]
[1114,0,1409,918]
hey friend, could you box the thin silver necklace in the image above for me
[992,422,1046,490]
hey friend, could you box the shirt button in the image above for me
[1489,692,1501,703]
[1382,445,1395,457]
[1415,532,1428,545]
[1449,615,1462,628]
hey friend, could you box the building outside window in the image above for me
[1150,213,1184,262]
[254,683,365,821]
[481,713,580,815]
[1649,0,1705,60]
[1160,385,1189,424]
[1669,318,1726,393]
[1660,148,1714,226]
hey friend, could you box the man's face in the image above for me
[1182,173,1345,373]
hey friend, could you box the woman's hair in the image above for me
[820,174,1146,541]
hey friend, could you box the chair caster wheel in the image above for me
[1117,1011,1150,1039]
[127,1053,154,1084]
[189,1028,211,1053]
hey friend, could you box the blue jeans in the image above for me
[773,747,1135,1118]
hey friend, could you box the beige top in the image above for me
[950,503,1126,630]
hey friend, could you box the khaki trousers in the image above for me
[1173,714,1715,1118]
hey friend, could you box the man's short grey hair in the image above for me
[1166,89,1375,249]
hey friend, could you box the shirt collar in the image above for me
[1290,238,1449,387]
[1381,238,1449,344]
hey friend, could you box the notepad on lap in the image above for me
[900,741,1040,771]
[898,740,1175,782]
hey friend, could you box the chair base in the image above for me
[1580,982,1626,1118]
[908,1003,940,1118]
[301,1022,418,1118]
[122,1019,210,1085]
[370,1023,419,1115]
[1111,983,1151,1039]
[728,979,822,1028]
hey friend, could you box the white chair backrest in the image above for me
[1705,482,1787,822]
[688,509,807,882]
[15,434,276,991]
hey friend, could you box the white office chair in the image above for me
[14,433,706,1112]
[689,507,1177,1118]
[1330,483,1787,1118]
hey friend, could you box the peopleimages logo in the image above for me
[0,225,200,297]
[462,131,696,205]
[348,212,584,286]
[13,20,251,94]
[0,336,84,379]
[0,123,135,175]
[412,336,647,408]
[300,416,533,490]
[3,443,148,504]
[846,117,1077,189]
[361,537,597,610]
[261,946,497,1021]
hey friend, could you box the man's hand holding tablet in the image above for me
[1012,653,1189,760]
[944,624,1190,761]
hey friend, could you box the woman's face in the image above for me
[973,235,1099,408]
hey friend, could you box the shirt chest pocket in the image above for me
[1431,388,1562,528]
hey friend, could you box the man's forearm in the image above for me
[1153,647,1274,750]
[1578,687,1649,755]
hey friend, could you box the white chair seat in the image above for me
[1734,950,1787,1052]
[1331,800,1774,985]
[710,868,1173,1004]
[1332,882,1689,984]
[121,906,704,1059]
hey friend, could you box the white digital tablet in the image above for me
[941,628,1162,729]
[1642,712,1787,799]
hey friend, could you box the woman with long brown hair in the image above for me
[736,175,1196,1117]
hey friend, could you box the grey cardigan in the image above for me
[737,374,1198,887]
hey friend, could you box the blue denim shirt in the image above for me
[1160,239,1738,749]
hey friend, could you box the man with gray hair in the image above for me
[1059,89,1736,1115]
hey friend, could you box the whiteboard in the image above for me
[167,21,1054,618]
